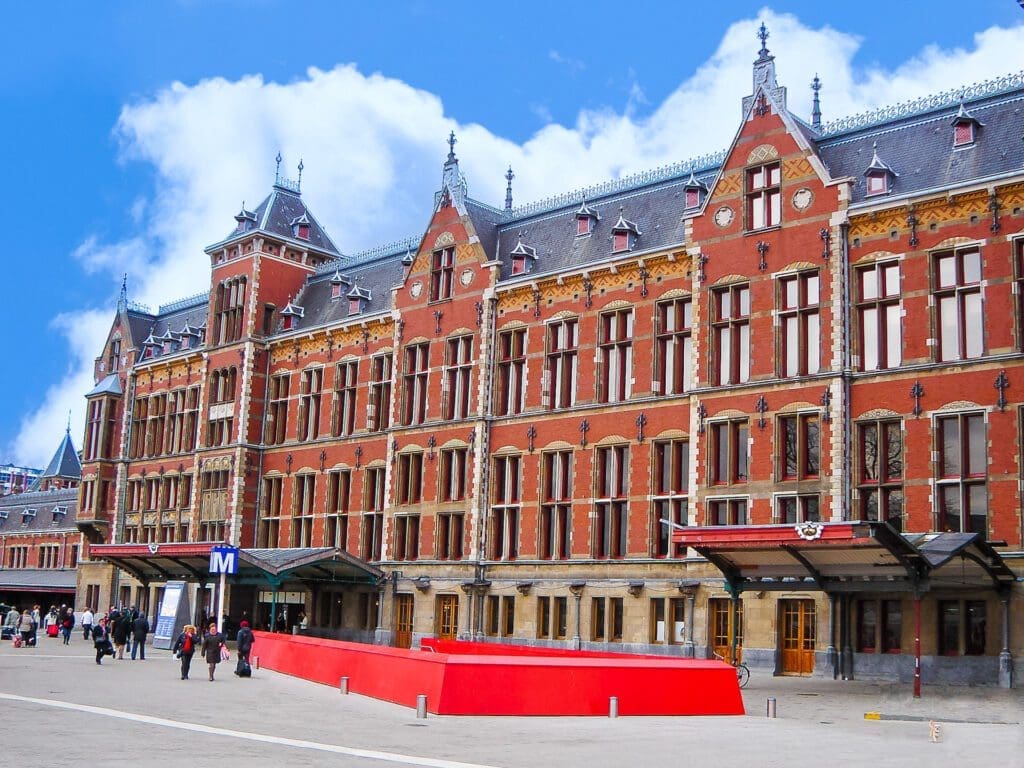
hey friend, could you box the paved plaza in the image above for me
[0,636,1020,767]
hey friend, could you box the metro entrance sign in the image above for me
[209,546,239,634]
[209,546,239,574]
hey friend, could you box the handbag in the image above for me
[219,645,231,662]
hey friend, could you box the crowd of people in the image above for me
[2,603,253,682]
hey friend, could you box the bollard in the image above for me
[609,696,619,718]
[253,655,259,670]
[339,676,349,695]
[416,694,428,719]
[766,696,777,719]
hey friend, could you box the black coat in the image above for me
[111,616,131,644]
[132,616,150,639]
[91,624,109,647]
[235,627,254,654]
[201,631,225,664]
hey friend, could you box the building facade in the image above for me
[79,31,1024,685]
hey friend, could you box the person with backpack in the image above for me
[110,611,131,659]
[201,621,226,682]
[172,624,198,680]
[234,620,254,677]
[60,607,74,645]
[131,612,150,660]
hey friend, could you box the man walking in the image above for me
[81,607,94,641]
[131,612,150,660]
[60,607,74,645]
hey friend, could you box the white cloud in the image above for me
[9,10,1024,466]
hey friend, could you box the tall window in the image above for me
[711,420,749,485]
[938,600,986,656]
[490,455,521,560]
[332,361,358,437]
[779,271,820,377]
[778,413,820,480]
[857,261,901,371]
[291,473,315,547]
[599,309,633,402]
[934,247,983,361]
[145,394,166,457]
[361,467,386,560]
[430,246,455,301]
[444,335,473,420]
[936,413,986,534]
[650,597,687,644]
[856,599,902,653]
[214,276,247,345]
[708,498,749,526]
[776,494,820,523]
[540,450,572,560]
[593,445,628,559]
[402,343,429,426]
[107,338,121,373]
[297,368,323,442]
[85,397,117,461]
[656,297,692,395]
[545,318,578,409]
[266,373,290,445]
[652,439,688,557]
[199,469,229,541]
[394,515,420,561]
[207,367,237,447]
[439,447,468,503]
[712,284,750,385]
[536,596,551,640]
[496,328,526,416]
[368,353,392,431]
[858,419,904,529]
[746,162,780,230]
[397,452,424,505]
[484,595,515,637]
[129,398,147,459]
[325,469,350,549]
[436,512,464,560]
[1016,240,1024,351]
[591,597,624,642]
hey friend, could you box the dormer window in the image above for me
[22,508,36,523]
[347,285,371,315]
[52,506,67,523]
[234,206,256,233]
[611,210,641,254]
[574,201,599,237]
[297,223,310,239]
[509,237,537,276]
[683,171,708,211]
[291,213,312,240]
[332,283,343,299]
[863,143,897,198]
[329,269,350,300]
[951,103,982,148]
[0,510,8,521]
[281,300,304,330]
[866,171,888,196]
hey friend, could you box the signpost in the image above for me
[152,581,191,650]
[209,546,239,634]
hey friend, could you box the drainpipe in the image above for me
[251,347,272,548]
[828,592,838,679]
[839,220,852,522]
[999,591,1013,688]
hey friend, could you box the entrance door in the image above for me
[780,599,816,675]
[709,598,743,664]
[394,594,414,649]
[436,595,459,639]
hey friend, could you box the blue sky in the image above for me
[2,1,1023,467]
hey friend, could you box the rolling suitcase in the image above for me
[235,657,252,677]
[47,624,59,638]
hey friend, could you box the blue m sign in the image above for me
[209,546,239,574]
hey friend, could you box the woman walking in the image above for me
[172,624,198,680]
[201,621,225,682]
[91,617,112,664]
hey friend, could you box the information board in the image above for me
[152,580,192,650]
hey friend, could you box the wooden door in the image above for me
[709,598,743,664]
[436,595,459,640]
[780,599,816,675]
[394,594,414,649]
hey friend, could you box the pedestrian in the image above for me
[131,612,150,660]
[111,611,131,659]
[18,610,34,648]
[235,620,254,676]
[81,607,94,641]
[172,624,198,680]
[4,605,19,638]
[92,617,113,664]
[60,608,74,645]
[201,621,226,682]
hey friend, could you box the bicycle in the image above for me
[713,652,750,689]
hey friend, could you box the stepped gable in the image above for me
[287,243,408,332]
[0,487,79,533]
[494,165,717,281]
[818,86,1024,205]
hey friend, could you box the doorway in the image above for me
[709,598,743,664]
[436,594,458,639]
[394,594,414,648]
[780,599,816,675]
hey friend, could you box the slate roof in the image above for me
[0,487,78,534]
[207,184,340,256]
[817,88,1024,205]
[128,293,209,360]
[38,432,81,482]
[85,375,123,398]
[0,569,77,591]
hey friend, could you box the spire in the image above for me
[811,74,822,130]
[505,166,514,210]
[117,273,127,312]
[275,151,283,185]
[744,20,785,118]
[297,159,304,191]
[439,131,468,212]
[757,22,770,60]
[446,131,457,165]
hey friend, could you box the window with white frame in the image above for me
[936,412,986,534]
[934,246,983,362]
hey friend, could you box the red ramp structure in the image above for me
[252,632,744,716]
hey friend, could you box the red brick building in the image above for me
[81,30,1024,686]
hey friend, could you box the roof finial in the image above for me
[811,74,822,130]
[505,166,514,210]
[275,152,283,184]
[118,273,128,311]
[447,131,457,163]
[297,159,304,191]
[66,410,71,434]
[757,22,770,59]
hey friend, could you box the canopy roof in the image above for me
[673,522,1015,594]
[89,543,384,587]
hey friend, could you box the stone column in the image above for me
[999,594,1013,689]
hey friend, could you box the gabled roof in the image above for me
[39,431,81,481]
[86,374,123,398]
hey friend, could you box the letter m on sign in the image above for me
[209,546,239,574]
